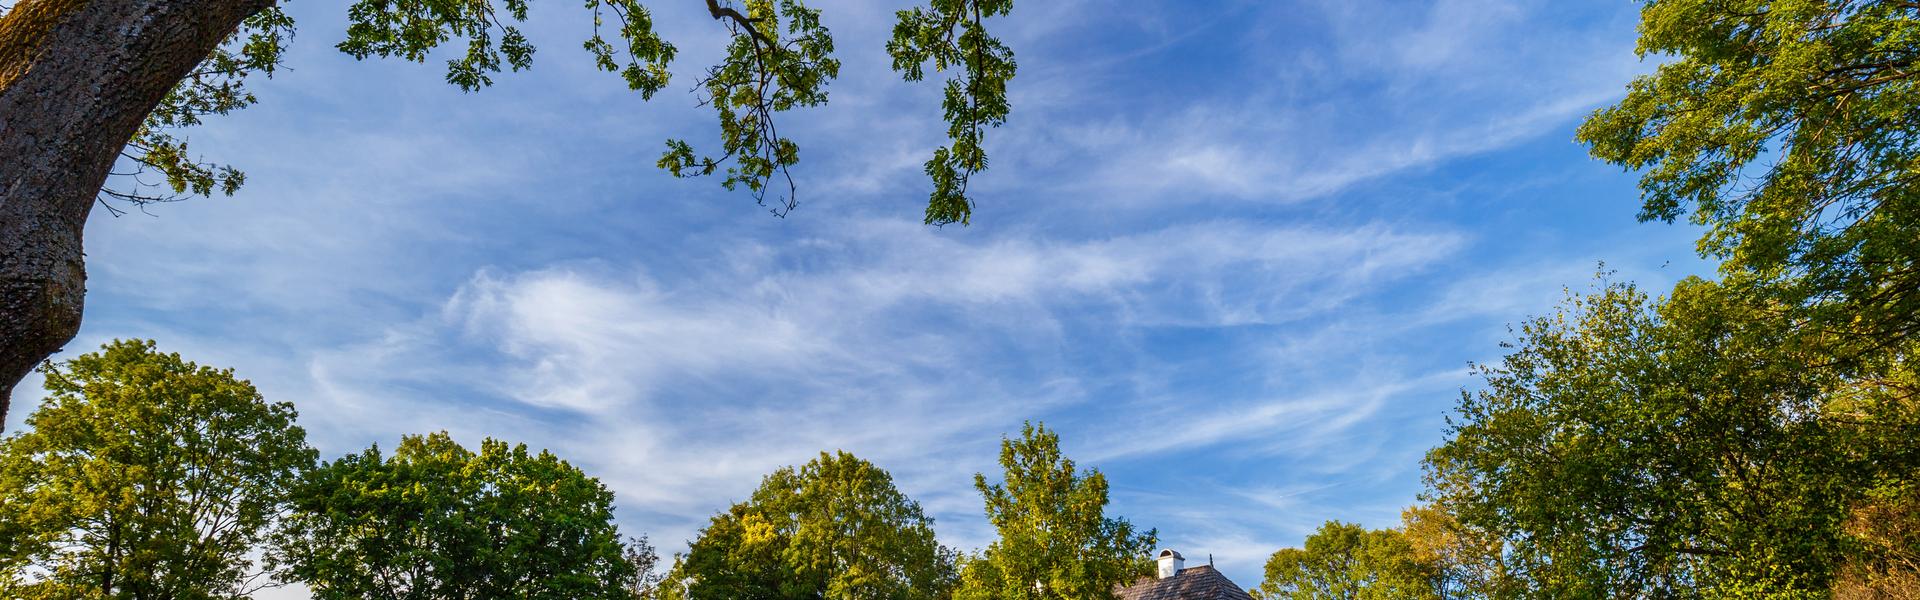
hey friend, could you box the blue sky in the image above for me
[10,0,1719,592]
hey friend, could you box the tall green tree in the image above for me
[269,432,635,599]
[1250,521,1438,600]
[0,339,317,599]
[955,422,1156,600]
[0,0,1020,425]
[1425,277,1920,597]
[1578,0,1920,358]
[1571,3,1920,593]
[660,450,956,600]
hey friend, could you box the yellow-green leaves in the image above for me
[661,450,956,600]
[584,0,676,98]
[106,7,290,214]
[659,0,840,217]
[1578,0,1920,351]
[957,422,1154,600]
[887,0,1016,225]
[1399,504,1510,599]
[340,0,537,91]
[1425,277,1920,596]
[1252,521,1440,600]
[0,340,316,598]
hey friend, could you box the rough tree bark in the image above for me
[0,0,264,429]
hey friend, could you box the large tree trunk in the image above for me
[0,0,264,429]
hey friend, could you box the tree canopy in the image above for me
[955,422,1156,600]
[1408,1,1920,595]
[269,432,636,599]
[1577,0,1920,356]
[1251,521,1438,600]
[1425,277,1920,596]
[0,340,316,598]
[660,450,956,600]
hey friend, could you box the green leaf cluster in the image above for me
[0,341,652,599]
[108,7,293,213]
[659,450,957,600]
[584,0,676,97]
[1578,0,1920,353]
[339,0,539,91]
[887,0,1016,225]
[1424,277,1920,597]
[269,431,636,599]
[657,0,841,217]
[954,422,1155,600]
[0,340,317,598]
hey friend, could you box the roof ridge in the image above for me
[1113,563,1255,600]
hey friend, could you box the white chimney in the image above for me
[1156,549,1185,579]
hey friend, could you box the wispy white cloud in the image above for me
[956,0,1646,211]
[244,216,1465,561]
[428,220,1465,414]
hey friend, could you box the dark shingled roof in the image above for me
[1114,565,1257,600]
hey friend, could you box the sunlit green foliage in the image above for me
[1399,504,1509,600]
[1251,521,1438,600]
[659,450,956,600]
[955,422,1155,600]
[887,0,1016,225]
[1425,277,1920,597]
[1579,0,1920,353]
[1547,1,1920,594]
[107,7,292,213]
[657,0,839,217]
[335,0,675,95]
[269,432,635,599]
[0,340,316,598]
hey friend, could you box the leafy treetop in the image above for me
[1250,521,1438,600]
[1425,276,1920,596]
[660,450,957,600]
[0,340,316,599]
[1578,0,1920,356]
[956,421,1156,600]
[269,431,636,599]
